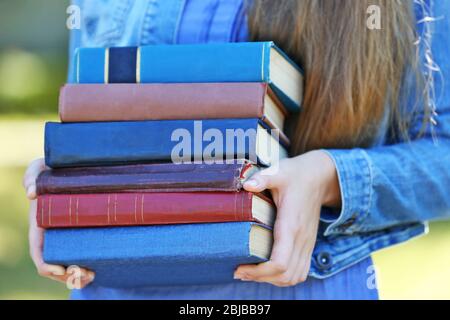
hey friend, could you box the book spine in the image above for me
[74,43,268,84]
[36,163,250,195]
[44,119,260,168]
[37,192,255,228]
[59,83,266,123]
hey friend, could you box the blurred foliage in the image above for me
[0,0,69,115]
[0,0,69,299]
[0,50,66,114]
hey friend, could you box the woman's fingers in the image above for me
[253,239,305,287]
[23,158,46,200]
[37,264,94,289]
[23,158,45,188]
[243,164,284,193]
[235,260,288,280]
[25,162,96,289]
[243,175,271,193]
[29,227,67,279]
[235,199,298,282]
[28,200,96,289]
[30,226,95,289]
[237,154,331,287]
[65,266,96,289]
[29,201,66,277]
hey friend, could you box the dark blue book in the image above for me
[72,42,303,112]
[43,222,272,288]
[44,119,288,168]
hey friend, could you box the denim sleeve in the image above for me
[323,1,450,236]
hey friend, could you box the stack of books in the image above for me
[37,42,303,288]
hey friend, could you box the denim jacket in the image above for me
[68,0,450,279]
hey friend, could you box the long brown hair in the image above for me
[248,0,427,154]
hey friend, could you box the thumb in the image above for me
[243,168,277,193]
[27,184,37,200]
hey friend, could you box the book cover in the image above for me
[37,191,275,229]
[44,119,288,168]
[43,222,272,287]
[36,162,258,195]
[71,42,302,112]
[59,83,287,130]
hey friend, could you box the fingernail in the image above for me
[245,179,259,187]
[88,272,95,281]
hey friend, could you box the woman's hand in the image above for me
[23,158,95,289]
[234,150,341,287]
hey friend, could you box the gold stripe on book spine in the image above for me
[76,197,79,225]
[114,194,117,223]
[41,198,45,227]
[104,48,109,83]
[48,197,52,227]
[134,195,138,223]
[107,195,111,224]
[69,196,72,225]
[136,47,141,83]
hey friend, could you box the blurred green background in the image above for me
[0,0,449,300]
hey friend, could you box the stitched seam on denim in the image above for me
[343,150,371,234]
[330,224,425,274]
[230,1,246,42]
[141,0,158,45]
[319,151,344,224]
[323,151,352,236]
[358,149,374,232]
[322,149,373,236]
[321,150,347,236]
[173,0,187,44]
[97,0,134,46]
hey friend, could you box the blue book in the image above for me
[44,119,288,168]
[44,222,272,288]
[72,42,303,112]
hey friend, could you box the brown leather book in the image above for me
[59,83,287,130]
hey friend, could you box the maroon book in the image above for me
[36,162,259,195]
[37,192,275,229]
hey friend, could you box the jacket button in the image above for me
[316,252,333,271]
